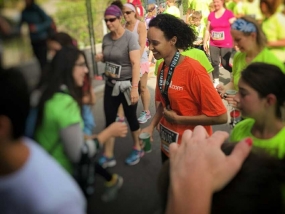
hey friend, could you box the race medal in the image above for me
[105,62,122,78]
[160,124,179,154]
[211,31,225,40]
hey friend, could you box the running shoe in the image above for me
[125,149,145,166]
[138,111,151,124]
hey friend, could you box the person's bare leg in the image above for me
[132,129,141,150]
[117,104,124,120]
[104,137,115,157]
[140,73,150,113]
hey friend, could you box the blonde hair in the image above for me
[191,11,202,19]
[146,3,156,17]
[239,16,267,48]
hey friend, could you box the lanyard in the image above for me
[158,51,180,109]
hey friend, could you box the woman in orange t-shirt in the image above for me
[141,14,228,162]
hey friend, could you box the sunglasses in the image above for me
[123,11,133,15]
[104,17,117,23]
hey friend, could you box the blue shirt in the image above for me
[20,3,51,42]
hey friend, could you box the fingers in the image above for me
[179,129,193,153]
[207,131,229,147]
[131,96,139,105]
[169,143,179,158]
[191,125,209,142]
[216,83,222,89]
[150,134,154,142]
[180,129,193,146]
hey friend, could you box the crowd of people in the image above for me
[1,0,285,213]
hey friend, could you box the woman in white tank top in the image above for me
[120,3,152,124]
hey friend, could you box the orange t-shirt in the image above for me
[155,56,227,156]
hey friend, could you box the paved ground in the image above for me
[17,57,232,214]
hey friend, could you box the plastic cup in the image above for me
[225,89,237,95]
[139,133,152,153]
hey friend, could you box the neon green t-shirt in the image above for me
[233,1,245,16]
[230,118,285,159]
[232,48,285,90]
[226,1,236,12]
[35,93,83,173]
[154,48,213,75]
[188,0,193,8]
[164,6,181,18]
[243,0,263,21]
[262,12,285,63]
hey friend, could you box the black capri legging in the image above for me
[104,81,140,132]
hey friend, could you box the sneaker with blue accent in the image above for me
[125,148,145,166]
[138,111,151,124]
[98,155,116,168]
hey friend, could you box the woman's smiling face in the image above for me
[73,54,88,87]
[147,27,174,60]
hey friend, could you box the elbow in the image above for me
[216,113,228,124]
[68,150,82,164]
[132,60,140,67]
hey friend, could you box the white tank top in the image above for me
[131,20,148,63]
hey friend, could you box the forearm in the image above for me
[203,30,210,45]
[175,113,227,126]
[267,39,285,48]
[131,62,140,86]
[60,124,96,162]
[139,44,145,58]
[149,103,164,129]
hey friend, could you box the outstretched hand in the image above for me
[169,126,252,193]
[108,122,128,138]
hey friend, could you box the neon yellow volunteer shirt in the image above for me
[232,48,285,90]
[230,118,285,159]
[262,12,285,63]
[154,48,213,75]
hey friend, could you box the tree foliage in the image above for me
[54,0,109,48]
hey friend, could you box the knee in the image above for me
[210,58,219,66]
[140,84,147,93]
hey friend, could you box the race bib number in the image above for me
[160,124,179,153]
[105,62,122,78]
[211,31,225,40]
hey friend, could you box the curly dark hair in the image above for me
[110,0,124,11]
[149,14,196,50]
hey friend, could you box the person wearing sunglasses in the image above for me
[95,5,143,167]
